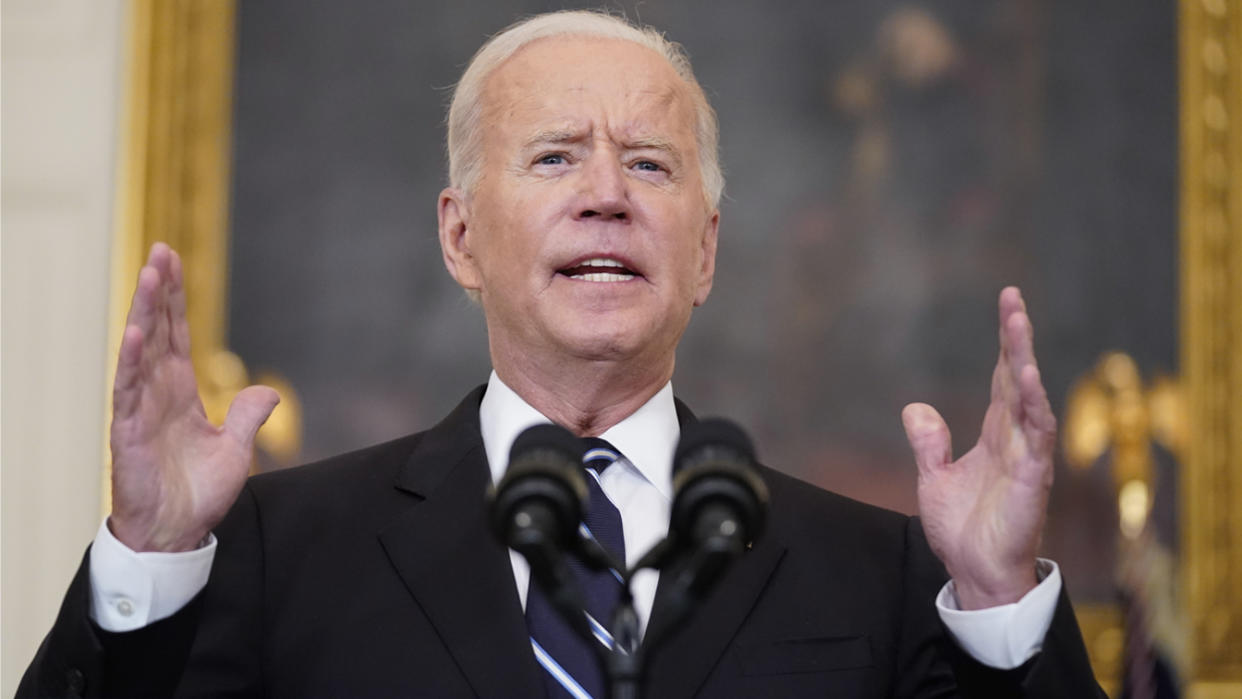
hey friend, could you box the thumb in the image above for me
[901,402,952,476]
[223,385,281,446]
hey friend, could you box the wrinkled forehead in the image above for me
[480,36,699,143]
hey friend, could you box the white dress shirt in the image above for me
[478,370,676,637]
[89,370,1061,669]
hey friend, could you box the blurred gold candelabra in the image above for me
[1064,352,1185,539]
[110,1,1242,696]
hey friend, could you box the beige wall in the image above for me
[1,0,126,694]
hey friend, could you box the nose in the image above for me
[575,153,630,222]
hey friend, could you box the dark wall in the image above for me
[228,0,1177,601]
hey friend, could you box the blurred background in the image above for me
[4,1,1238,697]
[226,0,1174,645]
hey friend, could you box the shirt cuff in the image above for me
[935,559,1061,669]
[88,518,217,632]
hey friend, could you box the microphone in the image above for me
[667,418,769,595]
[487,423,594,639]
[489,423,588,561]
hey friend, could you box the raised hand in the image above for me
[108,243,280,552]
[901,287,1057,609]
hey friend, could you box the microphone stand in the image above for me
[533,534,649,699]
[603,586,642,699]
[535,520,748,699]
[505,419,765,699]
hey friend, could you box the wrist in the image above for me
[951,567,1039,610]
[107,514,208,553]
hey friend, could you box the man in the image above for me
[21,10,1102,698]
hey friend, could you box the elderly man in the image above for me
[22,10,1101,698]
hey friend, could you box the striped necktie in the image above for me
[525,438,627,699]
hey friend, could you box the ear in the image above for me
[438,188,482,292]
[692,209,719,307]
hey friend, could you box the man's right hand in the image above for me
[108,242,279,552]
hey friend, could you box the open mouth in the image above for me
[558,257,638,282]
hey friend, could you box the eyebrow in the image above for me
[522,128,587,150]
[520,129,681,157]
[625,136,678,155]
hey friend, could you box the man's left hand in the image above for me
[901,286,1056,610]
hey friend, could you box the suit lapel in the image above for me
[645,533,785,696]
[374,390,786,697]
[377,387,542,698]
[643,398,789,697]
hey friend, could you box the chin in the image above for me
[561,331,643,362]
[536,298,688,360]
[565,321,684,365]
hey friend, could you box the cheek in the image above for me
[667,213,708,269]
[473,202,553,279]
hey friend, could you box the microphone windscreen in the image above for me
[674,418,755,471]
[492,423,588,551]
[509,423,584,465]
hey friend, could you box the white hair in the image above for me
[446,10,724,207]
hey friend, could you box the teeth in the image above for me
[571,272,634,282]
[581,258,624,268]
[563,257,634,282]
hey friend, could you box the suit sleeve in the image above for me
[17,550,107,698]
[896,517,1107,699]
[17,484,266,698]
[16,549,208,699]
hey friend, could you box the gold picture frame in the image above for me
[1178,0,1242,696]
[107,1,1242,694]
[105,0,299,516]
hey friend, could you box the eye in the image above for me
[536,153,567,166]
[632,160,663,172]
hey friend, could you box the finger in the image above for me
[124,265,163,347]
[167,248,192,357]
[123,243,175,356]
[901,402,953,477]
[990,287,1021,402]
[144,246,174,353]
[1018,363,1057,457]
[113,325,146,418]
[989,352,1013,408]
[222,386,281,447]
[147,241,172,277]
[992,288,1037,413]
[1004,309,1037,376]
[993,311,1028,413]
[996,286,1026,346]
[1004,311,1043,427]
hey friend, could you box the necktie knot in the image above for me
[581,437,621,477]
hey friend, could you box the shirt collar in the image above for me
[479,370,678,499]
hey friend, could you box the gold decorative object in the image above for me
[1074,603,1124,697]
[99,1,1241,696]
[1180,0,1242,695]
[104,0,301,515]
[1064,354,1187,695]
[1064,352,1184,538]
[1065,2,1242,692]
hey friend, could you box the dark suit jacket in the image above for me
[20,387,1103,698]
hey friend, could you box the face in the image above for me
[439,37,719,373]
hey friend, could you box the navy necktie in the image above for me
[526,438,626,699]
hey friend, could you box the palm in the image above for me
[109,244,278,552]
[902,287,1056,608]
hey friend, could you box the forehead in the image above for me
[481,36,697,143]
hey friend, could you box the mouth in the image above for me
[557,256,640,283]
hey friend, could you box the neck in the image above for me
[491,348,673,438]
